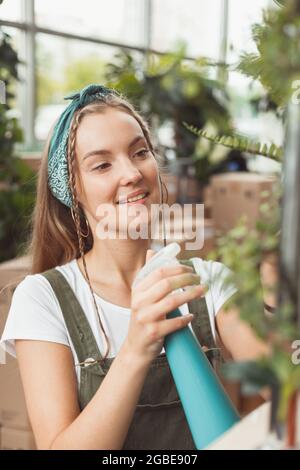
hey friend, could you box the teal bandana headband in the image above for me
[48,83,117,208]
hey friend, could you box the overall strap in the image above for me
[179,259,223,367]
[41,268,106,376]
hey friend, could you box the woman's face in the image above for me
[74,107,161,239]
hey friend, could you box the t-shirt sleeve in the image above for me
[208,260,238,315]
[192,257,238,319]
[0,274,70,359]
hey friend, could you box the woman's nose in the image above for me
[118,160,143,185]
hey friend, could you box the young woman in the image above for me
[0,84,269,450]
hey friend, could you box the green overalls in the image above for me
[41,259,222,450]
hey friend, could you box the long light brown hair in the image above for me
[25,91,168,362]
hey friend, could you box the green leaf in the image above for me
[182,122,283,161]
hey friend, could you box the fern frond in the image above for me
[183,121,283,161]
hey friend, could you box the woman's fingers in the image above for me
[133,263,194,293]
[127,249,206,363]
[135,284,205,324]
[143,313,195,345]
[133,272,202,309]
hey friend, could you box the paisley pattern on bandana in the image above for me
[47,84,117,208]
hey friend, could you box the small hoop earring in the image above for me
[158,173,167,247]
[71,207,90,238]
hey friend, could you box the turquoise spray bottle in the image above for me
[132,243,240,449]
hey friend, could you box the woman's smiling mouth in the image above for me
[116,191,150,205]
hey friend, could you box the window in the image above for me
[0,0,22,22]
[226,0,270,102]
[0,0,149,149]
[0,25,24,121]
[35,0,145,48]
[151,0,223,60]
[35,34,120,140]
[226,0,282,172]
[0,0,277,154]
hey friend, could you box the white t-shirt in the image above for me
[0,257,237,386]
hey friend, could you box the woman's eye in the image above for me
[93,163,110,171]
[92,150,149,171]
[135,149,149,158]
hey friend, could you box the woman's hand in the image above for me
[125,249,206,365]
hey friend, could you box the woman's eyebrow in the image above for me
[82,135,147,161]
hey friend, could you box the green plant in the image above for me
[209,190,300,446]
[0,28,36,262]
[237,0,300,108]
[183,122,283,162]
[201,0,300,447]
[183,1,300,173]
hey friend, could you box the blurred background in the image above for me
[1,0,282,148]
[0,0,282,263]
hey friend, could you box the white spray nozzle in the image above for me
[132,242,182,289]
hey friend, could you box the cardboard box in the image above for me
[1,426,36,450]
[0,355,32,431]
[0,256,32,431]
[211,172,277,234]
[0,255,31,293]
